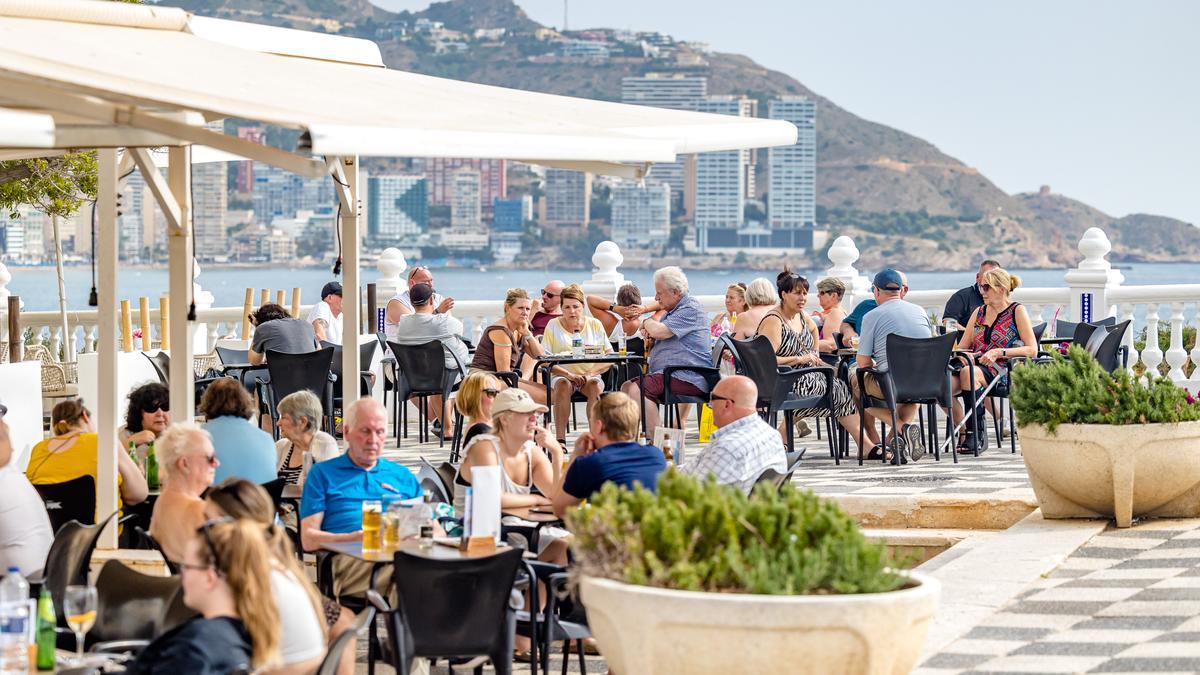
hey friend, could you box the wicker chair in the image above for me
[25,343,79,400]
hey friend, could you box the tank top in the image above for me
[452,434,535,514]
[756,310,811,358]
[469,323,525,372]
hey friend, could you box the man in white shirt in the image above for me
[0,402,54,579]
[307,281,343,345]
[679,376,786,495]
[384,266,455,341]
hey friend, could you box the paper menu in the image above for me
[466,465,502,543]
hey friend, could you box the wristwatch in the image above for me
[609,303,615,312]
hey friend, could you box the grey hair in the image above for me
[744,278,776,307]
[653,266,689,295]
[277,390,323,433]
[157,422,211,481]
[343,397,385,432]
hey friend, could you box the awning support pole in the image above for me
[166,146,195,420]
[336,156,362,414]
[96,148,120,550]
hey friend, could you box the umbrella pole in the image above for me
[52,214,73,362]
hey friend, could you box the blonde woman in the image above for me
[455,372,503,448]
[710,282,749,338]
[468,288,548,403]
[150,423,219,563]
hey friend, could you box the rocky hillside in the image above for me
[168,0,1198,269]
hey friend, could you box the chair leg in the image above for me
[993,398,1003,447]
[561,641,571,675]
[577,639,588,674]
[1008,397,1017,454]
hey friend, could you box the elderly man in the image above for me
[679,376,785,494]
[300,398,420,596]
[0,402,54,579]
[553,392,666,517]
[307,281,343,345]
[530,279,565,337]
[385,265,455,333]
[944,259,1000,328]
[620,266,712,438]
[853,269,933,462]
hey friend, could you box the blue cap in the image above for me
[873,268,904,291]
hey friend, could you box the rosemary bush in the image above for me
[1010,345,1200,433]
[566,470,905,595]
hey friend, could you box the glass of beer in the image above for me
[382,503,402,551]
[362,500,382,552]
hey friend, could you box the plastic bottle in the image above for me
[0,567,30,674]
[34,591,53,671]
[571,331,584,358]
[146,441,160,491]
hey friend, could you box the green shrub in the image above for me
[565,470,905,596]
[1010,345,1200,432]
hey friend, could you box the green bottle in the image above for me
[146,441,159,490]
[35,589,55,670]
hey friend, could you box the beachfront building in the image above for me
[192,162,228,261]
[621,74,707,210]
[694,96,756,252]
[541,168,591,239]
[252,162,336,225]
[450,168,482,230]
[367,174,428,243]
[768,96,822,249]
[414,157,506,219]
[612,182,671,249]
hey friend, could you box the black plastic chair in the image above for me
[143,351,170,385]
[516,560,592,675]
[856,332,959,465]
[317,606,375,675]
[34,475,97,533]
[325,339,379,403]
[1088,320,1131,373]
[386,340,465,446]
[416,457,454,504]
[132,526,179,575]
[257,347,336,439]
[42,511,119,642]
[642,357,720,436]
[1056,316,1115,341]
[88,560,183,650]
[377,547,524,675]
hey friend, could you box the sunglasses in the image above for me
[709,394,733,404]
[980,284,993,292]
[146,403,169,413]
[0,403,6,419]
[541,289,559,298]
[196,516,235,572]
[483,388,500,397]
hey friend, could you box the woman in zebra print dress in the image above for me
[756,269,882,454]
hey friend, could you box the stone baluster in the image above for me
[193,260,215,353]
[1117,303,1138,374]
[1064,227,1123,322]
[84,325,96,354]
[824,236,871,310]
[1141,303,1163,379]
[208,323,220,349]
[581,241,626,302]
[1026,303,1043,326]
[372,248,407,337]
[1191,302,1200,374]
[1165,302,1188,382]
[49,326,62,360]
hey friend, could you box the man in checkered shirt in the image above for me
[680,376,786,494]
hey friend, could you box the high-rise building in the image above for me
[621,74,707,212]
[252,163,335,225]
[234,126,265,194]
[367,175,427,241]
[612,182,671,249]
[492,197,526,233]
[193,160,229,261]
[768,96,819,248]
[0,205,44,263]
[450,169,482,230]
[541,168,590,235]
[414,158,506,217]
[694,96,755,251]
[118,169,147,261]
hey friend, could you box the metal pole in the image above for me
[5,296,19,363]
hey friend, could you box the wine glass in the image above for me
[64,585,98,663]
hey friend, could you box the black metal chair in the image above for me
[87,560,184,651]
[416,457,454,504]
[856,332,959,465]
[325,339,379,404]
[33,475,96,533]
[377,547,524,675]
[1056,316,1116,341]
[641,358,721,437]
[516,561,592,675]
[386,340,465,447]
[256,347,336,439]
[317,606,375,675]
[143,351,170,385]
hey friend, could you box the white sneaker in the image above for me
[901,423,925,462]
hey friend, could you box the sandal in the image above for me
[865,444,892,462]
[513,649,534,663]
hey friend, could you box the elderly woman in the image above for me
[200,378,277,485]
[275,390,340,486]
[729,278,777,340]
[813,277,848,352]
[118,382,170,449]
[468,288,548,403]
[710,282,749,339]
[620,266,711,438]
[149,423,219,563]
[542,284,613,444]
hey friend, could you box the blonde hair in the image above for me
[195,519,282,668]
[51,399,89,436]
[156,422,210,482]
[504,288,530,308]
[744,278,776,307]
[816,277,846,298]
[456,372,501,421]
[559,283,585,307]
[980,267,1021,294]
[591,392,640,442]
[725,283,749,313]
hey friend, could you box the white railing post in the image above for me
[1165,302,1188,382]
[374,248,406,335]
[581,241,625,302]
[1064,227,1123,323]
[0,262,11,351]
[824,235,871,309]
[1141,303,1164,378]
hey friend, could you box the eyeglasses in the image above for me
[200,452,218,467]
[709,394,733,404]
[483,388,500,398]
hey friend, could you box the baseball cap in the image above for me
[409,283,434,307]
[873,269,904,291]
[320,281,343,299]
[491,388,548,416]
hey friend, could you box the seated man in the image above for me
[530,279,565,338]
[679,376,785,495]
[308,281,343,345]
[0,401,54,579]
[553,392,666,517]
[839,297,877,342]
[300,398,421,597]
[391,282,470,439]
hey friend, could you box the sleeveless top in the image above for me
[757,310,812,358]
[452,434,534,514]
[971,303,1021,378]
[469,323,526,372]
[277,444,303,485]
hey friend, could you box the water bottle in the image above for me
[571,331,584,358]
[0,567,30,674]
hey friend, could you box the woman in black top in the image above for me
[127,519,282,674]
[455,372,502,447]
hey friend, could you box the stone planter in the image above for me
[1019,421,1200,527]
[579,572,939,675]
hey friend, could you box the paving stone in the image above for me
[1091,658,1200,672]
[1003,600,1113,615]
[1103,529,1187,539]
[1118,642,1200,658]
[1113,558,1200,569]
[1071,616,1189,632]
[1026,587,1141,603]
[963,626,1053,641]
[1059,578,1163,588]
[1097,601,1200,617]
[1009,641,1130,657]
[1040,629,1162,644]
[1148,576,1200,589]
[973,654,1108,673]
[1150,632,1200,642]
[1075,547,1148,559]
[922,652,994,669]
[1128,588,1200,602]
[1081,567,1186,580]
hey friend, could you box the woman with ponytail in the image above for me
[128,518,281,674]
[26,398,148,518]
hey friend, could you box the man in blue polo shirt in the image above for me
[300,397,419,596]
[553,392,666,517]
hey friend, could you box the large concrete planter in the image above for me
[579,572,939,675]
[1020,421,1200,527]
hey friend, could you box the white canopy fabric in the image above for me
[0,0,797,161]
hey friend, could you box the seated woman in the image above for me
[813,277,848,352]
[454,372,502,448]
[118,382,170,450]
[710,282,749,339]
[756,269,882,456]
[201,378,277,485]
[468,288,547,404]
[728,278,777,341]
[126,519,280,675]
[150,423,219,563]
[586,283,646,343]
[27,399,148,520]
[275,390,340,487]
[541,284,612,444]
[205,479,354,675]
[952,267,1037,452]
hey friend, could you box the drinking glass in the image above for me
[361,500,382,552]
[64,585,97,663]
[382,503,401,551]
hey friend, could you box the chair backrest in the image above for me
[1072,321,1102,348]
[726,335,779,407]
[1032,322,1047,342]
[316,606,374,675]
[89,560,181,647]
[264,347,335,408]
[416,457,451,504]
[215,346,249,365]
[42,511,117,621]
[1090,319,1131,373]
[159,585,199,635]
[260,477,287,510]
[388,340,451,394]
[832,331,848,350]
[33,475,97,532]
[144,352,170,385]
[133,526,179,575]
[882,332,959,403]
[623,336,646,356]
[389,547,523,658]
[753,467,785,491]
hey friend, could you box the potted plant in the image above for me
[1011,345,1200,527]
[566,472,940,675]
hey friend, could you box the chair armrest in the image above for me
[494,371,520,389]
[90,639,149,655]
[661,365,721,392]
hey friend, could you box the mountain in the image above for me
[169,0,1199,270]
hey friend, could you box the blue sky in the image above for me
[374,0,1200,226]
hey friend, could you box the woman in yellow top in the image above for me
[26,399,149,520]
[541,284,613,444]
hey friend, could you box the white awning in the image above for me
[0,0,797,165]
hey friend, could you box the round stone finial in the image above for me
[827,236,860,269]
[1077,227,1113,270]
[592,241,623,277]
[378,248,407,279]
